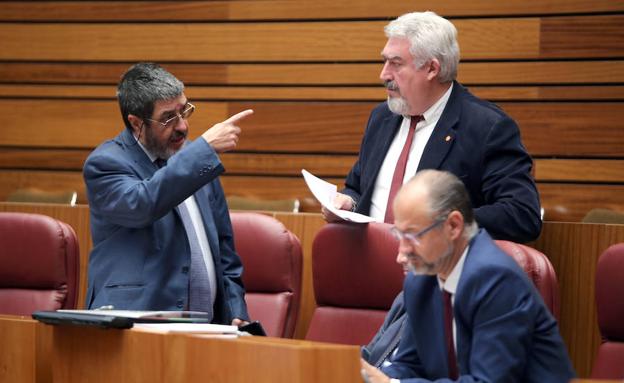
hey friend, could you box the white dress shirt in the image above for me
[370,83,454,221]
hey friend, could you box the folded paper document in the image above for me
[301,169,377,223]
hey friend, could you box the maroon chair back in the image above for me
[0,212,79,315]
[494,240,560,320]
[230,212,302,338]
[591,243,624,379]
[305,222,402,345]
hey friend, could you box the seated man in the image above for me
[361,170,574,382]
[83,63,252,325]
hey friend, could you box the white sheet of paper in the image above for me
[301,169,377,223]
[133,323,238,335]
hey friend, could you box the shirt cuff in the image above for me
[390,379,401,383]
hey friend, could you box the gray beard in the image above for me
[387,96,411,116]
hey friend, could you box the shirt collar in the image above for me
[418,82,454,125]
[438,243,469,295]
[134,133,159,163]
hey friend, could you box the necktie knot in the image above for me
[410,115,424,129]
[155,158,167,168]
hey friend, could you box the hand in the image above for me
[202,109,254,153]
[360,359,391,383]
[231,318,249,326]
[321,192,354,222]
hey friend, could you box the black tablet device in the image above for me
[32,310,134,329]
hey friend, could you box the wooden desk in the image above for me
[2,203,624,377]
[1,316,361,383]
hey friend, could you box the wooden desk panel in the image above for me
[50,325,360,383]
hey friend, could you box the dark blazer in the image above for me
[83,128,248,324]
[383,230,575,382]
[362,291,406,367]
[343,82,541,243]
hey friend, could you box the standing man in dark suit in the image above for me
[323,11,541,242]
[322,11,543,366]
[83,63,251,325]
[361,170,574,382]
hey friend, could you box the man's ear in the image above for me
[426,59,441,81]
[127,114,143,136]
[446,210,464,240]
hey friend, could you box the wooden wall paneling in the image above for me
[538,184,624,222]
[3,61,623,86]
[4,150,624,186]
[502,102,624,157]
[2,169,624,223]
[0,170,87,203]
[0,148,89,171]
[1,0,622,21]
[221,153,356,177]
[532,222,624,377]
[536,159,624,183]
[3,84,624,102]
[2,100,622,156]
[6,17,621,61]
[541,15,624,58]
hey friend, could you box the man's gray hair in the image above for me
[384,11,460,83]
[415,169,478,239]
[117,62,184,130]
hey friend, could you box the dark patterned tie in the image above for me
[156,159,213,319]
[443,290,459,379]
[177,201,213,320]
[384,115,423,223]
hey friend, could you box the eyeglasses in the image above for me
[390,216,447,246]
[144,102,195,130]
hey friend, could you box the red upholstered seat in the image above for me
[230,212,302,338]
[305,222,402,345]
[0,212,79,315]
[591,243,624,379]
[494,240,560,320]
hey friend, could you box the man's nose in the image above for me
[173,116,188,131]
[380,62,392,81]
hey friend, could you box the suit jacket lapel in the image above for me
[417,83,461,171]
[362,113,403,202]
[118,128,159,179]
[408,276,449,378]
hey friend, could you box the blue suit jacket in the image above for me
[362,291,406,367]
[83,128,249,324]
[383,230,575,382]
[343,83,541,243]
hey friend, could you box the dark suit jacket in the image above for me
[362,291,406,367]
[83,128,249,324]
[383,230,575,382]
[343,82,541,243]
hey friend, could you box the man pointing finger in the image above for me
[83,62,251,326]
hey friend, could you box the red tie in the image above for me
[443,290,459,379]
[384,116,423,223]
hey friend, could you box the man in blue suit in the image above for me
[83,63,251,325]
[326,11,542,366]
[360,170,574,382]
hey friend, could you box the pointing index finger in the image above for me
[223,109,254,124]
